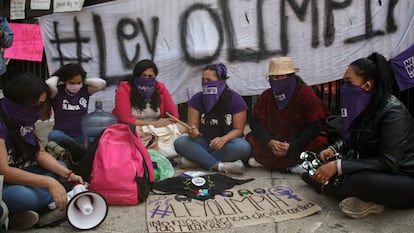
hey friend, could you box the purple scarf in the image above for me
[134,77,156,102]
[269,76,296,110]
[202,80,227,112]
[340,83,375,140]
[1,98,41,146]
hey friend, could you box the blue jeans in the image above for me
[2,163,64,213]
[174,136,251,170]
[48,130,84,145]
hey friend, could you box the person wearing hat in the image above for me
[246,57,329,172]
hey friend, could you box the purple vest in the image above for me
[188,90,248,139]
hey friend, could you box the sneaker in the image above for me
[248,157,263,167]
[301,173,322,194]
[0,201,9,230]
[221,160,246,175]
[9,210,39,231]
[180,157,199,169]
[339,197,384,219]
[37,208,67,227]
[286,164,307,174]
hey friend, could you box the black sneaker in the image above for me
[9,210,39,231]
[301,173,322,193]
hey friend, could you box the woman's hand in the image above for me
[188,125,201,138]
[268,140,289,157]
[312,161,337,185]
[47,178,69,210]
[209,137,226,150]
[68,173,84,184]
[319,147,336,163]
[152,118,174,128]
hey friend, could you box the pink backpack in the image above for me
[88,124,154,205]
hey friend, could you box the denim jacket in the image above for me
[0,16,14,76]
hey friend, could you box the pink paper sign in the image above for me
[4,23,44,62]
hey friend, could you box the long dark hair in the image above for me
[202,64,232,136]
[52,63,87,83]
[125,59,160,111]
[1,73,50,165]
[350,52,393,110]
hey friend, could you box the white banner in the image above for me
[39,0,414,105]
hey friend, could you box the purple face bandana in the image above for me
[134,77,156,102]
[340,82,375,140]
[1,98,41,146]
[390,44,414,91]
[202,80,227,112]
[269,76,296,110]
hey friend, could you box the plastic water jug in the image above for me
[81,99,118,148]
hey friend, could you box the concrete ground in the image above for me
[5,120,414,233]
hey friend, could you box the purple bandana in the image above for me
[390,44,414,91]
[202,80,227,112]
[134,77,156,102]
[340,83,375,140]
[269,76,296,110]
[1,98,41,146]
[215,63,228,79]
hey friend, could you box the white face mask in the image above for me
[66,83,83,94]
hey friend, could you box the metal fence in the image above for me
[4,59,413,118]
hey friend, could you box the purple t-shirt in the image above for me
[188,90,248,139]
[52,85,89,137]
[0,121,34,168]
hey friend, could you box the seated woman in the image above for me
[246,57,329,173]
[43,63,106,145]
[302,52,414,218]
[0,73,83,230]
[112,59,185,156]
[174,63,251,174]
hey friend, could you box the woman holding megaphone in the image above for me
[0,73,83,230]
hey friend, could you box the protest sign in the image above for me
[38,0,414,104]
[146,185,321,232]
[4,23,44,62]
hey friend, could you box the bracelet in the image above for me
[328,145,337,154]
[65,170,74,181]
[336,159,343,175]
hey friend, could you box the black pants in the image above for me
[324,171,414,209]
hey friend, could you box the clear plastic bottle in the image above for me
[81,98,118,148]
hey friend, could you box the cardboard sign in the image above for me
[147,185,321,232]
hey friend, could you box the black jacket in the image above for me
[333,95,414,175]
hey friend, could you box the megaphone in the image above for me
[48,184,108,230]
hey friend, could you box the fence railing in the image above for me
[5,59,413,119]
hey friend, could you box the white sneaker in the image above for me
[180,157,199,169]
[248,157,263,167]
[286,164,307,174]
[339,197,384,218]
[221,160,246,175]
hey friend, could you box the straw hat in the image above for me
[265,57,300,76]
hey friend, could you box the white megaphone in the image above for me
[48,183,108,230]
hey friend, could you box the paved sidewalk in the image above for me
[6,121,414,233]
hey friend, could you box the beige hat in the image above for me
[265,57,300,76]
